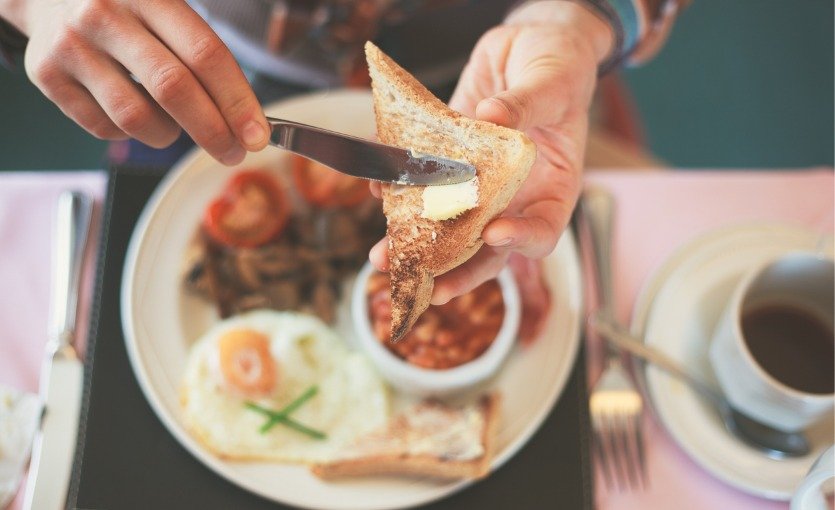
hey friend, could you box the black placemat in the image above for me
[67,166,593,510]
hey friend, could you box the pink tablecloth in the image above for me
[585,169,833,510]
[0,171,106,510]
[0,169,832,509]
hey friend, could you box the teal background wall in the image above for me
[0,58,109,170]
[0,0,832,170]
[624,0,834,168]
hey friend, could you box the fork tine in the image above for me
[619,409,648,491]
[603,412,628,492]
[592,422,615,490]
[590,361,648,493]
[626,410,647,490]
[615,412,640,491]
[633,413,649,490]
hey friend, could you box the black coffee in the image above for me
[742,304,834,394]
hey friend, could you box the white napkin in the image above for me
[0,386,41,509]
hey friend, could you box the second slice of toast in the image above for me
[311,394,501,480]
[365,42,537,341]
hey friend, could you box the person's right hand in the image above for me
[14,0,269,165]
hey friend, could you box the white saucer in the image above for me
[631,224,834,500]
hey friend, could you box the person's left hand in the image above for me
[370,1,613,304]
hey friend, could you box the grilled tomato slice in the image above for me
[203,170,289,248]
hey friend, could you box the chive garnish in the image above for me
[245,385,327,439]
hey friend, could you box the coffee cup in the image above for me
[709,252,834,433]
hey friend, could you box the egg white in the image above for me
[181,310,390,463]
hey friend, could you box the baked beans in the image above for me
[366,272,505,369]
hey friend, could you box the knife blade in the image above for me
[23,191,92,510]
[267,117,476,186]
[24,356,83,510]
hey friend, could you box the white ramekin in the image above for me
[351,261,521,397]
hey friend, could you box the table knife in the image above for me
[23,191,92,510]
[267,117,476,185]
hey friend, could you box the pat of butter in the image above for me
[421,178,479,221]
[408,148,432,159]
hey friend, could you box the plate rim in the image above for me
[120,89,585,509]
[630,222,829,501]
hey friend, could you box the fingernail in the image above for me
[488,237,513,247]
[221,146,245,166]
[371,254,389,271]
[241,120,266,146]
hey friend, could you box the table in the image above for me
[1,168,832,509]
[584,169,833,510]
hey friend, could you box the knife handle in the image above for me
[48,191,93,354]
[580,186,616,317]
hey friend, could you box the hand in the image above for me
[6,0,269,165]
[370,1,613,304]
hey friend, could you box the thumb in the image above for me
[475,65,572,131]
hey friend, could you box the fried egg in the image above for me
[181,310,389,463]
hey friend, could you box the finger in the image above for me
[447,26,507,116]
[369,181,382,199]
[475,66,570,131]
[509,253,550,344]
[92,16,245,164]
[431,246,510,306]
[473,26,588,132]
[26,57,127,140]
[447,59,486,117]
[30,63,127,140]
[135,0,269,151]
[69,51,181,148]
[482,200,565,259]
[369,237,389,272]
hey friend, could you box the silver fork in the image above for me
[580,186,647,492]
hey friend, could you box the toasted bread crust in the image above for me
[311,394,501,480]
[365,42,536,341]
[310,453,487,480]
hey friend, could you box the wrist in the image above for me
[506,1,615,65]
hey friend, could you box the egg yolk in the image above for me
[218,329,278,397]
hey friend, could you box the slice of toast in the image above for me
[365,42,537,341]
[311,394,501,480]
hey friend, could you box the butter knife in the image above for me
[23,191,92,510]
[267,117,476,185]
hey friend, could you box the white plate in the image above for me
[121,90,584,510]
[631,223,834,500]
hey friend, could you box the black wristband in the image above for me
[573,0,626,75]
[0,16,28,69]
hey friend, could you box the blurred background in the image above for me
[0,0,832,171]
